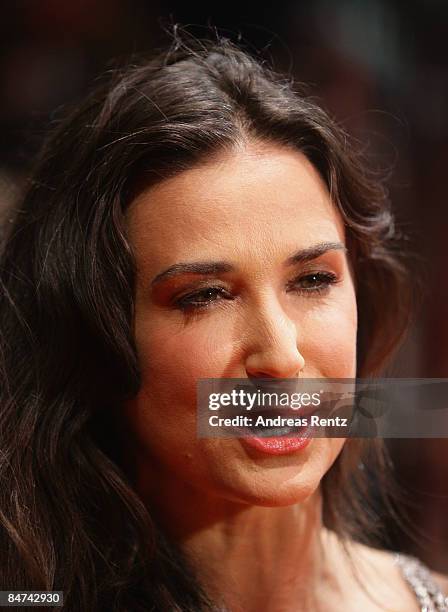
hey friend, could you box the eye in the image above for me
[288,271,339,295]
[174,286,233,311]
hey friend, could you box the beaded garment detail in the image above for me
[394,553,448,612]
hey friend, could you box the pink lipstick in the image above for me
[240,432,312,455]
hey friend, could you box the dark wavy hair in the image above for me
[0,33,412,611]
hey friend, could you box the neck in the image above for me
[182,493,333,612]
[138,471,345,612]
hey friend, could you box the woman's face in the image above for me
[124,142,357,507]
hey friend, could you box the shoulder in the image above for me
[430,569,448,597]
[354,544,420,610]
[323,529,448,611]
[350,541,448,611]
[322,530,421,611]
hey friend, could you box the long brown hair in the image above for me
[0,31,412,611]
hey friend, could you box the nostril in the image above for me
[244,348,306,380]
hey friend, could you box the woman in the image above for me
[0,34,447,611]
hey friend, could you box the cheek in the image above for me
[126,315,248,493]
[325,438,347,474]
[300,292,358,378]
[130,314,239,453]
[135,314,236,387]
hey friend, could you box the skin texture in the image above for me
[124,142,356,505]
[122,142,423,611]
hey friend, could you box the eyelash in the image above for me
[174,272,339,312]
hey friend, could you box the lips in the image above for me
[236,403,314,455]
[239,428,312,455]
[207,408,313,440]
[211,381,339,447]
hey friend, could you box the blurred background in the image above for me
[1,0,447,570]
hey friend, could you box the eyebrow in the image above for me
[150,241,347,287]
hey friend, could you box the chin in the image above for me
[217,467,322,508]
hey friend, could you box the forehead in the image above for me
[125,143,345,268]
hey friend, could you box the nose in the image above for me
[244,297,305,379]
